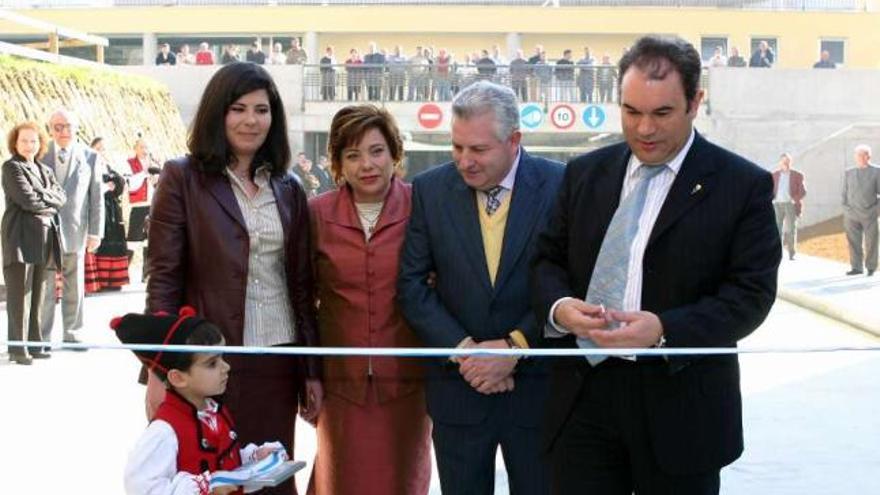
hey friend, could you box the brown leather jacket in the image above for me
[146,157,320,378]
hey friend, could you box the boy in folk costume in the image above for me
[113,307,286,495]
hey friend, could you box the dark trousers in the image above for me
[549,360,720,495]
[4,256,49,356]
[432,393,547,495]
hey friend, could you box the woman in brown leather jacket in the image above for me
[145,62,322,495]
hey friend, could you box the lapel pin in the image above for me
[690,183,702,195]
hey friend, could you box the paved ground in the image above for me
[1,253,879,494]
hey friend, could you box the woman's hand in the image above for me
[299,379,323,426]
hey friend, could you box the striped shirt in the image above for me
[226,166,297,347]
[547,128,695,333]
[619,128,694,313]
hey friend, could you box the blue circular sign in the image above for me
[582,105,606,129]
[520,104,544,129]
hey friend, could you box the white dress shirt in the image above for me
[549,128,696,332]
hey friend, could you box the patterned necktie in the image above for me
[56,147,69,183]
[579,164,666,365]
[484,185,505,216]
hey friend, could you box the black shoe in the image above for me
[63,336,88,352]
[10,354,33,365]
[30,350,51,359]
[846,269,863,276]
[869,270,875,277]
[789,253,795,260]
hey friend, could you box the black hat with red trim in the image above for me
[110,306,206,378]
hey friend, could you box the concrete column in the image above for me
[304,31,318,65]
[143,32,157,66]
[48,32,59,55]
[96,44,105,64]
[506,33,521,60]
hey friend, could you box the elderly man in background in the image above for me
[40,109,104,348]
[842,144,880,276]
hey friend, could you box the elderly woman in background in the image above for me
[146,62,322,495]
[307,105,431,495]
[2,122,65,365]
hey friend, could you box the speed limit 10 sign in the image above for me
[550,104,576,130]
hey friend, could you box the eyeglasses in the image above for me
[52,124,75,133]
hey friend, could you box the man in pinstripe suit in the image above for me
[532,36,781,494]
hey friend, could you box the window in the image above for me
[700,36,728,62]
[820,39,845,66]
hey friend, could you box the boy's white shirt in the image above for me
[124,419,265,495]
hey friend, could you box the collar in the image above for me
[627,127,695,179]
[496,146,521,191]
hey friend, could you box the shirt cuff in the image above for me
[545,297,576,337]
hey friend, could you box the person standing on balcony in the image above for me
[577,46,596,103]
[194,42,214,65]
[286,37,308,65]
[154,43,176,66]
[319,45,337,101]
[727,46,746,67]
[555,49,576,102]
[364,41,385,101]
[246,40,266,65]
[387,45,408,102]
[749,40,774,68]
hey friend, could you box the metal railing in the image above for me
[0,0,862,10]
[301,62,711,105]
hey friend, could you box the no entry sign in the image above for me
[417,103,443,129]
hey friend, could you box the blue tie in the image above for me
[579,164,666,365]
[484,185,505,216]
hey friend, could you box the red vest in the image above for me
[128,157,149,204]
[153,390,243,492]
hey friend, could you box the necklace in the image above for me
[355,202,383,234]
[228,166,250,182]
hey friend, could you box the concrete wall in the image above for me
[705,68,880,227]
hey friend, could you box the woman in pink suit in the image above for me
[308,105,431,495]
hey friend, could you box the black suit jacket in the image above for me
[531,132,781,475]
[1,156,65,267]
[399,150,564,426]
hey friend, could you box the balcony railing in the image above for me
[303,62,619,104]
[0,0,862,10]
[301,63,711,105]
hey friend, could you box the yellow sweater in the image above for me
[477,193,512,286]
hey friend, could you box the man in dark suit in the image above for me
[399,80,564,494]
[40,109,104,347]
[531,36,781,494]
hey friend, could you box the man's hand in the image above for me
[553,299,608,338]
[588,310,664,349]
[458,339,518,395]
[86,236,101,253]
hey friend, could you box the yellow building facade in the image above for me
[2,5,880,68]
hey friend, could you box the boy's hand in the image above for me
[211,486,237,495]
[254,442,286,461]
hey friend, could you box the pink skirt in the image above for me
[309,383,432,495]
